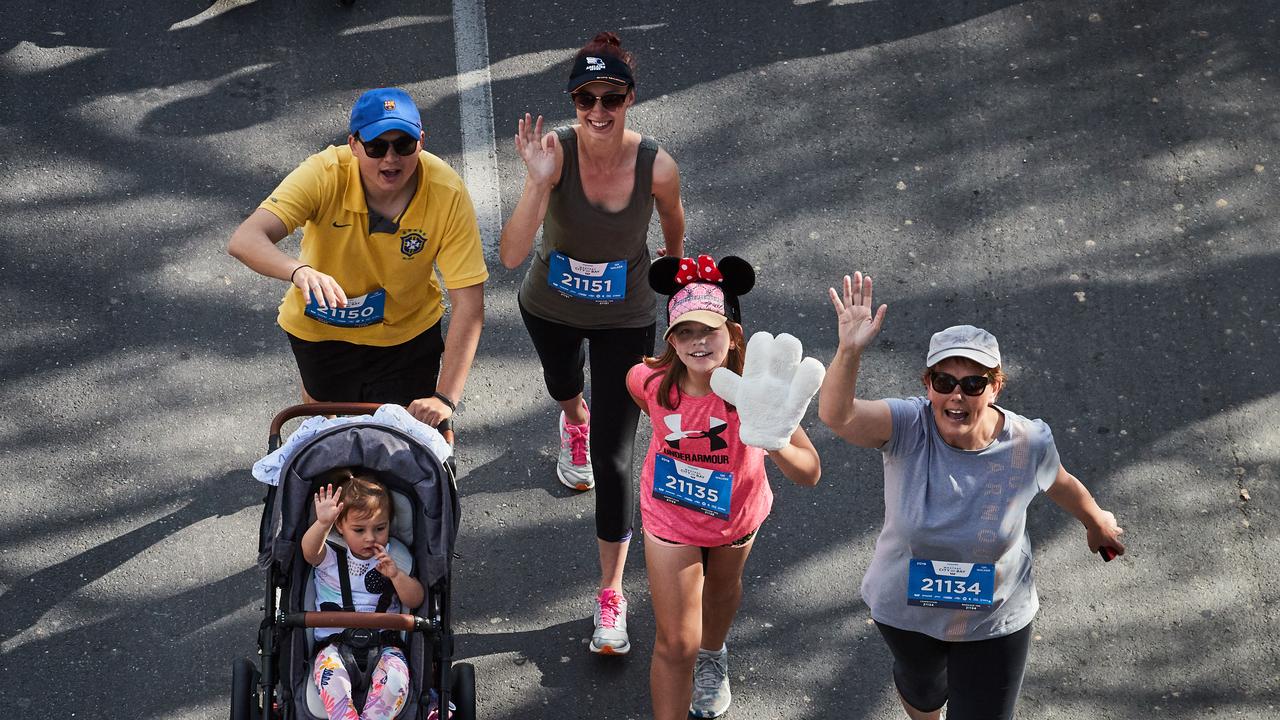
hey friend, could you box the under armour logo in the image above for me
[664,414,728,451]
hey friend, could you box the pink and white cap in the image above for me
[663,282,729,340]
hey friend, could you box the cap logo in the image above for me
[384,100,396,110]
[586,56,606,71]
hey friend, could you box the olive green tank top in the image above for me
[518,126,659,329]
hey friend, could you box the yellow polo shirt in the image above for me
[260,145,488,346]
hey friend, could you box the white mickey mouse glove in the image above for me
[710,331,826,451]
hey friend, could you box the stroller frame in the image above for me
[231,402,476,720]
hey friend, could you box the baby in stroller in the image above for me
[304,469,424,719]
[234,403,472,720]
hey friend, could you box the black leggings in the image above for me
[874,621,1032,720]
[519,302,655,542]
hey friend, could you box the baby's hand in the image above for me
[314,484,344,526]
[374,543,401,580]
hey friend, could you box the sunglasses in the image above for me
[570,91,629,112]
[929,371,993,396]
[358,134,419,158]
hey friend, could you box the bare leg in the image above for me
[645,535,704,720]
[598,536,630,592]
[559,394,588,425]
[699,539,755,651]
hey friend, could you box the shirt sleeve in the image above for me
[1030,418,1062,492]
[626,363,649,400]
[258,154,327,234]
[433,180,489,290]
[884,396,928,457]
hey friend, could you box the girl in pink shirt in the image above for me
[627,255,823,720]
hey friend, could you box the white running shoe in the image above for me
[690,646,731,718]
[556,411,594,491]
[590,588,630,655]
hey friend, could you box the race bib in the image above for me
[305,288,386,327]
[906,559,995,611]
[548,251,626,302]
[652,453,731,520]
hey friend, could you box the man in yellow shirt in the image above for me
[229,88,487,425]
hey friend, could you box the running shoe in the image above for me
[690,646,731,718]
[590,587,630,655]
[556,410,594,491]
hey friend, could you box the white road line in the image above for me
[452,0,502,264]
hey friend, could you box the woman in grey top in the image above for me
[817,272,1126,720]
[499,31,685,657]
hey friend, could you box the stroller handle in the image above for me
[268,402,455,450]
[283,611,434,633]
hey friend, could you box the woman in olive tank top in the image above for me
[499,31,685,658]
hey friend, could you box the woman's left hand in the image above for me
[374,543,401,579]
[1087,510,1126,559]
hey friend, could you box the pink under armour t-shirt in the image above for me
[627,363,772,546]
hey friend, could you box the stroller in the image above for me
[230,402,476,720]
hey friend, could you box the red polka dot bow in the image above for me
[673,254,723,285]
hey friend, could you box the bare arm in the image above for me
[767,426,821,487]
[817,272,893,448]
[1045,465,1126,558]
[227,208,348,308]
[820,348,894,448]
[407,282,484,426]
[301,485,343,566]
[498,115,561,269]
[651,149,685,258]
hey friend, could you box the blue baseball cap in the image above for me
[349,88,422,141]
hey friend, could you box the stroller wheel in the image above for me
[450,662,477,720]
[230,657,261,720]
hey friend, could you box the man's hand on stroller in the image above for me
[407,394,454,427]
[314,484,344,527]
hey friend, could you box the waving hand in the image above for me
[711,332,825,451]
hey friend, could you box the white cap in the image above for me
[926,325,1001,368]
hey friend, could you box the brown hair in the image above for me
[322,467,393,525]
[575,31,636,73]
[643,322,745,411]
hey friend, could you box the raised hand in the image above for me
[373,543,401,580]
[828,271,887,354]
[313,484,344,527]
[514,113,559,187]
[710,332,826,451]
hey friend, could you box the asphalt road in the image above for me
[1,1,1277,718]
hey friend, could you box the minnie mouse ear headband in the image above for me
[650,255,755,340]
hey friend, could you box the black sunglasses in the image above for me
[571,91,629,112]
[929,371,992,396]
[358,134,419,158]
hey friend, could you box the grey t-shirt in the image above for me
[860,397,1060,641]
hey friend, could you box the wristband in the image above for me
[432,392,456,411]
[289,264,311,283]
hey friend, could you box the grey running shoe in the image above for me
[556,411,594,491]
[690,646,731,718]
[589,588,630,655]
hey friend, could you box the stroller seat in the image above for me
[304,487,417,718]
